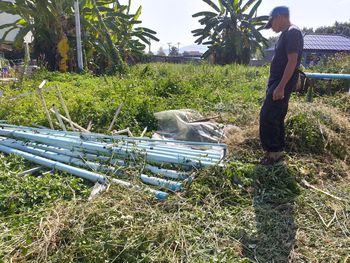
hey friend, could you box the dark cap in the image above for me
[264,6,290,29]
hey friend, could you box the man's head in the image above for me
[265,6,290,33]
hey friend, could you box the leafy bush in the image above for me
[286,113,326,154]
[311,53,350,94]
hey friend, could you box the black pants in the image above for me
[259,81,293,152]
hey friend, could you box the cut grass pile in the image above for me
[0,63,349,262]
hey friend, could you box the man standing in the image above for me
[260,6,304,165]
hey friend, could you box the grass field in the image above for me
[0,63,349,262]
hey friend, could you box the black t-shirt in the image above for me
[268,25,304,87]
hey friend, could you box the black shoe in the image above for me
[260,152,284,166]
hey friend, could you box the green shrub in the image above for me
[311,53,350,94]
[286,113,325,154]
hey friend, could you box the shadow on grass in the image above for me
[241,163,300,262]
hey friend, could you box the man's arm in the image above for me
[273,52,298,101]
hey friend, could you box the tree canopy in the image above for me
[301,21,350,37]
[192,0,268,65]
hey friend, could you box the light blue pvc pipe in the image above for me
[40,137,216,167]
[108,143,221,163]
[2,126,223,159]
[140,174,183,192]
[144,164,189,180]
[10,140,125,165]
[0,140,169,200]
[110,178,169,200]
[0,128,218,162]
[1,138,190,181]
[0,129,217,167]
[96,133,225,151]
[0,140,175,198]
[31,142,190,180]
[112,141,223,159]
[1,124,228,150]
[0,139,115,174]
[1,125,226,162]
[305,73,350,79]
[0,144,107,183]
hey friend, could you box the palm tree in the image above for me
[192,0,269,65]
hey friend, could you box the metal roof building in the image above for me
[303,34,350,66]
[304,34,350,52]
[263,33,350,67]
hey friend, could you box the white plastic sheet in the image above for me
[153,109,238,143]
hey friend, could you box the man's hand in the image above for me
[273,84,285,101]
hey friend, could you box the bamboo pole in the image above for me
[87,120,93,131]
[107,103,123,132]
[37,80,54,129]
[17,166,43,177]
[49,109,89,133]
[52,104,67,131]
[111,128,129,135]
[127,128,133,137]
[140,127,147,137]
[302,179,345,202]
[55,85,74,130]
[39,80,47,89]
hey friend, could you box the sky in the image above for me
[123,0,350,52]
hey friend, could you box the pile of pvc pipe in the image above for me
[0,124,227,200]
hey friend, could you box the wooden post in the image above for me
[37,80,54,129]
[52,104,67,131]
[87,120,93,131]
[107,103,123,132]
[127,128,133,137]
[55,85,74,130]
[140,127,147,137]
[111,128,129,135]
[49,108,89,133]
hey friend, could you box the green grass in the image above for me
[0,63,349,262]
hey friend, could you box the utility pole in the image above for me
[74,0,83,71]
[177,42,181,56]
[148,37,151,54]
[167,42,172,56]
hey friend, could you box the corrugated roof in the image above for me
[304,34,350,51]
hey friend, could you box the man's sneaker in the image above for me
[260,151,284,165]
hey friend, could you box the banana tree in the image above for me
[115,0,159,63]
[192,0,269,65]
[0,0,158,73]
[82,0,159,71]
[0,0,75,71]
[81,0,127,73]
